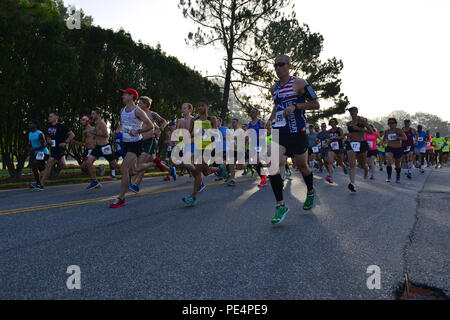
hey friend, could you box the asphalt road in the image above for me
[0,165,448,299]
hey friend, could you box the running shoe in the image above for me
[271,205,289,225]
[348,183,356,192]
[396,175,401,183]
[251,171,257,178]
[303,188,316,210]
[128,183,139,193]
[241,169,248,176]
[163,175,170,181]
[30,183,44,190]
[386,177,391,183]
[325,176,333,184]
[170,167,177,181]
[257,179,267,187]
[109,198,125,208]
[227,179,236,187]
[407,173,412,179]
[379,167,383,171]
[420,169,425,174]
[87,180,101,190]
[370,175,375,180]
[344,167,349,175]
[364,170,369,179]
[214,176,223,181]
[286,169,292,179]
[182,195,196,206]
[198,183,207,193]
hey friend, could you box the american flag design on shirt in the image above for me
[272,76,307,134]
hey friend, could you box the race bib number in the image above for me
[367,141,374,149]
[351,142,361,152]
[405,146,411,152]
[330,142,339,150]
[101,145,113,155]
[51,140,56,147]
[388,134,397,141]
[87,149,92,156]
[167,146,172,152]
[437,142,442,147]
[36,152,45,160]
[426,142,431,147]
[418,137,424,142]
[312,147,319,153]
[273,111,287,128]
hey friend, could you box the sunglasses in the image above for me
[388,122,396,125]
[274,62,288,68]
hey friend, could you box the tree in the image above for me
[179,0,293,121]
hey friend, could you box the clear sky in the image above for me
[63,0,450,121]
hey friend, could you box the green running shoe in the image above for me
[303,188,316,210]
[271,205,289,225]
[182,195,196,206]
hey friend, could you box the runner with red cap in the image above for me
[109,88,153,208]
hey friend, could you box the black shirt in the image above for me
[47,123,70,148]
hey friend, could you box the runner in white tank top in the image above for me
[110,88,152,208]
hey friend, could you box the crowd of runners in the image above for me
[25,55,449,225]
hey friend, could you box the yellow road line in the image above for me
[0,177,255,216]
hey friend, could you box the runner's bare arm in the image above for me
[362,118,373,134]
[211,116,218,129]
[293,78,320,110]
[398,129,408,141]
[133,108,152,136]
[96,122,109,139]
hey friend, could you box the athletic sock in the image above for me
[269,174,284,202]
[256,163,262,178]
[302,172,314,193]
[396,167,401,177]
[387,165,393,178]
[111,169,116,177]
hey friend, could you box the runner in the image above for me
[425,130,434,167]
[414,125,427,173]
[377,130,386,171]
[327,118,348,180]
[442,137,449,167]
[31,112,79,190]
[317,123,333,183]
[176,102,196,181]
[307,125,319,170]
[85,107,121,190]
[265,54,320,224]
[129,96,176,193]
[401,119,416,179]
[163,121,177,181]
[248,108,267,187]
[431,132,445,168]
[226,118,241,187]
[345,106,372,192]
[384,118,407,183]
[27,120,50,189]
[109,88,153,208]
[216,117,229,181]
[181,99,227,206]
[364,125,381,180]
[71,116,97,174]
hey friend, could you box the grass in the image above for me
[0,166,170,190]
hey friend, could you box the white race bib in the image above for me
[167,146,172,152]
[101,145,112,155]
[388,134,397,141]
[87,149,92,156]
[330,142,339,151]
[273,111,287,128]
[351,142,361,152]
[405,146,411,152]
[36,152,45,160]
[51,140,56,147]
[426,142,431,147]
[418,137,424,142]
[367,141,374,149]
[437,142,442,147]
[312,147,319,153]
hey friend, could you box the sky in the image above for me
[63,0,450,121]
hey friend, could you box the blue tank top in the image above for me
[28,130,49,155]
[416,131,427,148]
[272,76,307,134]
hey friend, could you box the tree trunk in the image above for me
[221,50,234,121]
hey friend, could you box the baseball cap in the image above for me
[81,116,91,122]
[120,88,139,100]
[347,106,358,112]
[169,121,176,126]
